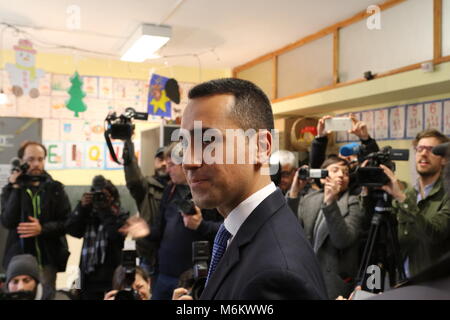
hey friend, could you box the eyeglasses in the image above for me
[415,145,434,153]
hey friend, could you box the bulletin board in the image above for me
[335,98,450,143]
[0,70,195,170]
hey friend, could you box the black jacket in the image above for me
[65,202,128,292]
[147,183,223,277]
[1,173,71,271]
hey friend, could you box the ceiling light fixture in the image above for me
[120,24,171,62]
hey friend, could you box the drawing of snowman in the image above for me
[6,39,45,98]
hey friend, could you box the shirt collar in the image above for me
[224,182,276,241]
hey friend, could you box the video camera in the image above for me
[115,248,140,300]
[297,167,328,180]
[10,157,45,185]
[190,241,210,300]
[355,146,409,187]
[104,108,148,164]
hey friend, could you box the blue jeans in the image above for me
[151,273,179,300]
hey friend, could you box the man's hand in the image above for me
[323,177,340,206]
[349,114,370,141]
[181,207,203,230]
[17,216,42,238]
[80,193,93,207]
[119,216,150,238]
[172,287,193,300]
[317,115,333,137]
[380,164,406,202]
[104,290,118,300]
[8,170,22,187]
[288,166,308,199]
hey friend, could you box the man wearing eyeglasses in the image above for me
[379,129,450,277]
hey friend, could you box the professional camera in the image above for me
[104,108,148,165]
[355,146,409,187]
[298,167,328,180]
[174,192,196,215]
[10,157,45,185]
[115,248,140,300]
[90,175,107,207]
[190,241,210,300]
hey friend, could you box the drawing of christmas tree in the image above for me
[66,71,87,117]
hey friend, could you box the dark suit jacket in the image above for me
[200,189,328,300]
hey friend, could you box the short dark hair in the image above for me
[320,156,349,170]
[111,266,150,291]
[188,78,274,131]
[413,129,449,147]
[17,141,47,159]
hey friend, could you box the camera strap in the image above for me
[104,130,123,165]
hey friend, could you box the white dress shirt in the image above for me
[224,182,277,247]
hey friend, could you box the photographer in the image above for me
[269,150,298,194]
[375,129,450,277]
[104,266,151,300]
[296,156,366,299]
[311,115,379,194]
[121,142,222,300]
[0,141,71,291]
[123,139,169,279]
[65,176,129,300]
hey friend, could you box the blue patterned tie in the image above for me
[206,224,232,285]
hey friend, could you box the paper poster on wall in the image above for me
[44,142,64,169]
[82,120,105,142]
[16,96,51,118]
[50,96,76,119]
[374,108,389,140]
[82,76,99,98]
[51,74,71,97]
[64,142,84,168]
[61,119,91,141]
[0,165,10,188]
[42,119,60,141]
[82,98,114,121]
[105,142,124,170]
[147,74,172,118]
[389,106,406,139]
[114,99,145,116]
[84,142,105,169]
[406,104,424,138]
[444,100,450,135]
[99,77,113,99]
[361,111,375,139]
[38,73,52,96]
[113,79,145,100]
[424,101,442,131]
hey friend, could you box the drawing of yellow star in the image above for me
[150,90,171,114]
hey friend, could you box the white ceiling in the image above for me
[0,0,381,69]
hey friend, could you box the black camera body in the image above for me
[190,241,210,300]
[174,192,196,215]
[115,249,140,300]
[298,167,328,180]
[105,108,148,141]
[91,175,107,207]
[356,146,409,187]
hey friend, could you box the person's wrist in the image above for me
[395,192,406,203]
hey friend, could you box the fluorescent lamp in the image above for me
[120,24,171,62]
[0,89,8,105]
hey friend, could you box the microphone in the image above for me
[339,143,361,157]
[432,142,450,157]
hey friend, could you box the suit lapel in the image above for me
[200,189,286,299]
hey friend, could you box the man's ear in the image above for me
[256,129,272,165]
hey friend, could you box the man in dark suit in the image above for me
[179,78,327,300]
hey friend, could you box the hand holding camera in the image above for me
[288,166,309,198]
[379,164,406,203]
[323,176,340,206]
[181,206,203,230]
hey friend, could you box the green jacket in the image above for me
[393,175,450,276]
